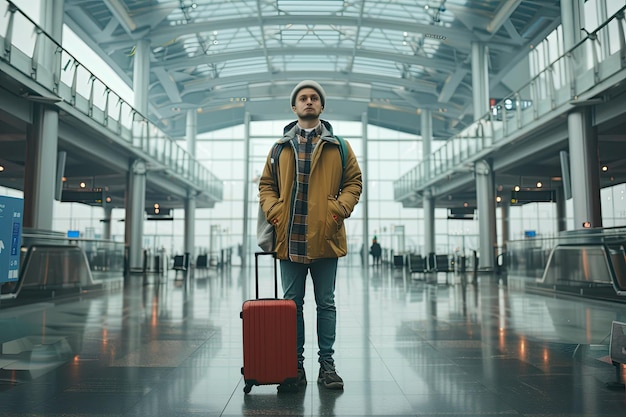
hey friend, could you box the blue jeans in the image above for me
[279,258,338,368]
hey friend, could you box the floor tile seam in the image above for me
[218,376,245,417]
[359,325,417,402]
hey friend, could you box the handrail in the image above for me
[394,4,626,201]
[507,226,626,296]
[0,0,223,201]
[538,243,625,294]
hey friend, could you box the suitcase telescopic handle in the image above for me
[254,251,278,299]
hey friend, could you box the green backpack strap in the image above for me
[268,142,283,192]
[270,136,348,192]
[334,135,348,191]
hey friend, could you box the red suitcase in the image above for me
[240,252,298,393]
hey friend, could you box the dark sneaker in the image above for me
[278,368,306,393]
[317,362,344,390]
[297,368,307,386]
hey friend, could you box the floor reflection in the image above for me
[0,263,625,416]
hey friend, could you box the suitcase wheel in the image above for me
[243,382,253,394]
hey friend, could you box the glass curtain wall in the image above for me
[2,147,625,262]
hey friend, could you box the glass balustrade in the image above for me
[394,5,626,201]
[0,0,222,201]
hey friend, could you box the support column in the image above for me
[471,42,490,119]
[361,112,369,268]
[186,109,197,153]
[184,109,197,264]
[561,0,600,229]
[124,38,150,273]
[55,151,66,201]
[421,109,434,259]
[23,1,63,231]
[133,39,150,116]
[500,201,510,250]
[475,160,497,270]
[242,112,251,267]
[184,193,196,262]
[421,109,432,180]
[555,186,567,232]
[567,108,601,228]
[125,160,146,273]
[23,105,59,230]
[595,0,610,60]
[103,205,112,240]
[471,40,495,270]
[40,0,64,39]
[561,0,586,75]
[38,0,63,69]
[560,0,584,51]
[423,188,435,257]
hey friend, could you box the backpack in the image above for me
[268,135,348,193]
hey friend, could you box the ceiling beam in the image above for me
[98,15,514,52]
[438,67,468,102]
[153,46,460,73]
[502,20,523,44]
[102,0,137,35]
[486,0,523,34]
[180,71,439,97]
[153,67,182,103]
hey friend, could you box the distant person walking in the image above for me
[370,237,382,266]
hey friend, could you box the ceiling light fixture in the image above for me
[424,33,447,40]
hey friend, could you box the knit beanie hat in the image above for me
[290,80,326,107]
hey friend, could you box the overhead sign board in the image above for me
[0,196,24,283]
[447,207,475,220]
[146,207,173,221]
[61,188,104,206]
[511,190,555,204]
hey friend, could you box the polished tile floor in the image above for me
[1,259,626,416]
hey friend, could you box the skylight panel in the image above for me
[277,0,345,15]
[179,0,260,21]
[220,57,270,77]
[282,55,342,72]
[278,24,342,48]
[352,57,402,77]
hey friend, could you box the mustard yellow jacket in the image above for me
[258,121,362,260]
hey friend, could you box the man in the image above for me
[258,80,362,390]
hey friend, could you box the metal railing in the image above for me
[394,5,626,201]
[0,0,222,200]
[0,233,125,301]
[507,227,626,296]
[68,238,126,274]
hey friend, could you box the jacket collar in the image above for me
[279,119,339,145]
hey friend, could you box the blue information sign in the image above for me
[0,196,23,283]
